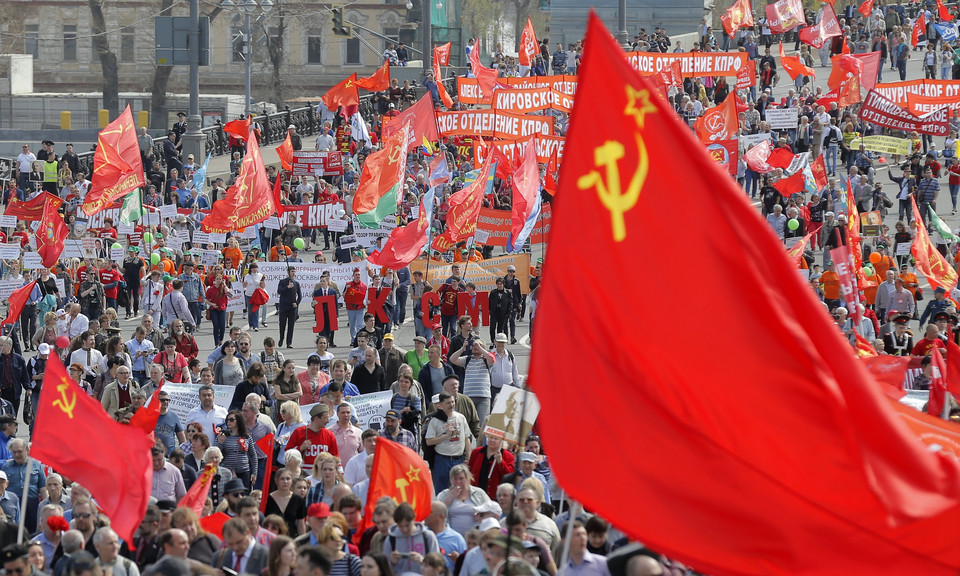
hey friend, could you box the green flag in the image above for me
[119,188,142,226]
[929,206,959,242]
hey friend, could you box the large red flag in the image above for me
[765,0,805,33]
[1,281,36,328]
[223,117,251,141]
[694,92,738,142]
[799,4,841,48]
[810,154,828,188]
[861,355,911,400]
[779,42,816,80]
[772,170,805,195]
[5,192,62,221]
[356,62,391,92]
[321,74,360,111]
[179,464,216,516]
[354,439,433,545]
[743,139,774,172]
[468,39,498,98]
[939,0,954,21]
[829,54,863,107]
[367,188,434,269]
[82,105,146,216]
[531,12,960,576]
[202,128,278,233]
[913,12,927,46]
[911,197,958,292]
[721,0,755,35]
[786,230,815,266]
[275,132,294,171]
[518,18,539,67]
[381,94,440,145]
[445,159,495,241]
[37,197,68,268]
[32,355,153,544]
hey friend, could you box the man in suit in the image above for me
[172,112,188,143]
[163,131,182,177]
[277,267,302,349]
[220,517,269,575]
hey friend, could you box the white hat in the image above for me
[495,333,509,343]
[475,501,502,517]
[287,124,296,129]
[478,518,501,532]
[37,343,50,355]
[0,471,8,481]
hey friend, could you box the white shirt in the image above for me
[243,273,264,297]
[185,404,229,443]
[16,152,35,173]
[343,450,372,484]
[316,134,336,151]
[69,347,104,377]
[233,537,256,574]
[58,313,89,339]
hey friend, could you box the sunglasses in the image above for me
[76,513,93,519]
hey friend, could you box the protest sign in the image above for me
[848,135,912,156]
[410,254,531,293]
[22,253,42,269]
[765,107,799,129]
[472,135,566,164]
[291,151,344,177]
[705,140,740,175]
[625,51,747,77]
[872,79,960,106]
[475,206,552,247]
[906,92,960,116]
[257,261,369,302]
[859,90,949,136]
[276,201,347,230]
[0,244,20,259]
[484,385,540,445]
[160,383,234,424]
[0,216,16,228]
[299,391,392,431]
[436,110,553,138]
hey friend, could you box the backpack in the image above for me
[421,413,438,467]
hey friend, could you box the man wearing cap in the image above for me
[920,287,951,325]
[287,125,303,151]
[294,503,333,548]
[488,278,513,345]
[3,544,40,576]
[380,410,417,451]
[0,471,20,523]
[503,453,551,504]
[379,334,405,384]
[285,404,339,470]
[489,334,519,402]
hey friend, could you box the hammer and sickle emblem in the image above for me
[52,380,77,419]
[577,134,649,243]
[387,144,403,165]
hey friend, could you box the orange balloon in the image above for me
[869,252,881,264]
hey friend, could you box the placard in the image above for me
[21,253,42,269]
[62,240,83,259]
[327,219,348,233]
[483,385,540,445]
[299,391,392,431]
[158,204,178,221]
[237,227,258,239]
[117,222,134,235]
[201,250,221,267]
[291,151,345,177]
[896,241,913,255]
[55,277,65,297]
[0,279,21,299]
[145,211,160,226]
[226,287,244,313]
[339,234,359,249]
[474,229,490,244]
[257,262,369,302]
[166,236,184,251]
[110,247,125,261]
[765,107,799,129]
[209,232,227,244]
[81,238,99,259]
[0,244,21,259]
[0,216,17,228]
[192,231,210,246]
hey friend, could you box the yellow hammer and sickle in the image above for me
[387,144,403,165]
[52,381,77,419]
[576,133,648,242]
[393,478,418,508]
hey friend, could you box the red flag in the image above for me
[858,0,875,18]
[929,346,950,418]
[37,197,68,268]
[202,128,278,233]
[353,125,411,229]
[223,117,251,141]
[180,465,216,516]
[694,92,739,142]
[354,439,433,545]
[736,63,757,91]
[914,12,927,46]
[767,147,797,169]
[518,18,539,67]
[779,42,816,80]
[5,192,63,221]
[786,230,815,266]
[507,138,540,251]
[911,197,958,292]
[810,154,828,188]
[939,0,954,21]
[435,42,451,66]
[129,384,163,437]
[275,132,294,171]
[256,435,275,513]
[721,0,755,35]
[367,189,434,269]
[544,147,559,197]
[945,339,960,404]
[734,90,751,112]
[1,281,36,328]
[32,355,153,544]
[861,355,911,400]
[773,171,805,195]
[356,62,391,92]
[854,51,882,91]
[765,0,805,33]
[469,39,498,98]
[82,105,146,216]
[743,139,774,172]
[841,35,851,54]
[532,13,960,576]
[381,94,440,145]
[855,333,879,357]
[799,4,842,48]
[272,170,285,216]
[445,158,495,241]
[321,74,360,111]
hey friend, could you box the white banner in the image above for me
[258,261,370,303]
[298,391,393,432]
[159,382,235,424]
[765,107,799,130]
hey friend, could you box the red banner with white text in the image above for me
[436,110,553,138]
[472,135,566,164]
[859,89,950,136]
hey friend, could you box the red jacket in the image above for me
[468,446,515,499]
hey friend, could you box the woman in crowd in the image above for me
[264,468,307,537]
[217,409,257,489]
[171,507,221,565]
[437,465,490,535]
[213,340,245,387]
[266,536,298,576]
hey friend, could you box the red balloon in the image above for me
[56,335,70,349]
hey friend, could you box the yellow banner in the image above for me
[849,135,912,156]
[409,253,532,294]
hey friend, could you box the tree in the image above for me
[259,7,287,104]
[89,0,119,117]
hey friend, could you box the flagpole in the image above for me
[16,458,32,543]
[557,500,581,572]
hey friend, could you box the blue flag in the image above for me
[192,153,212,197]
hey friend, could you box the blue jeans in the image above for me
[826,145,838,175]
[189,301,202,328]
[393,290,408,325]
[245,295,259,329]
[210,308,226,345]
[744,169,758,197]
[433,454,464,494]
[347,309,364,340]
[877,59,884,82]
[951,184,959,210]
[897,60,907,80]
[470,396,490,425]
[441,314,458,338]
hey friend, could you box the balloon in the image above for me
[163,274,173,281]
[56,335,70,349]
[787,218,799,231]
[868,252,881,264]
[862,267,873,277]
[150,253,160,265]
[111,243,122,251]
[143,232,154,245]
[294,238,305,250]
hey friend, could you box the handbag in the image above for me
[882,195,894,208]
[916,287,924,301]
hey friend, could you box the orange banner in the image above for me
[491,86,574,113]
[473,135,566,164]
[874,79,960,106]
[457,75,577,105]
[436,110,553,138]
[906,92,960,116]
[475,205,552,246]
[625,51,749,77]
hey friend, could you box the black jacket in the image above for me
[489,288,512,318]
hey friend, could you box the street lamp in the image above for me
[221,0,274,115]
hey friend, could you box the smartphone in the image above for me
[398,553,411,559]
[223,569,239,576]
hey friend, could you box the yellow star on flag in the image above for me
[406,465,421,484]
[623,87,658,130]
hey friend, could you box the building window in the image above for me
[24,25,38,60]
[232,26,245,63]
[63,25,77,61]
[307,34,323,64]
[346,37,360,65]
[120,30,135,63]
[383,27,398,51]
